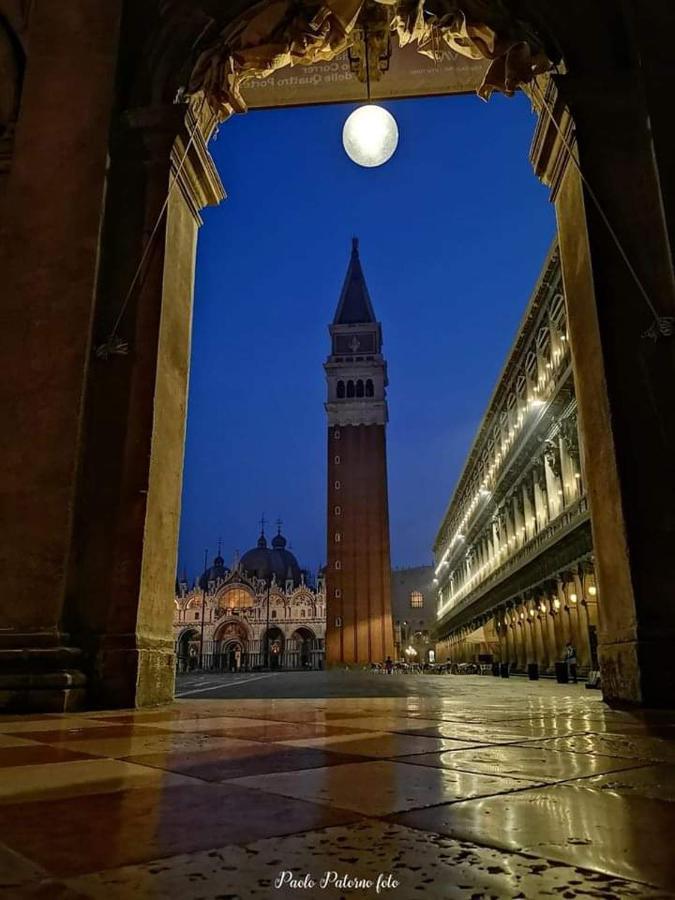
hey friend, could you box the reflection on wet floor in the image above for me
[0,675,674,898]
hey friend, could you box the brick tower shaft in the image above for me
[324,239,394,665]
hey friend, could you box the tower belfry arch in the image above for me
[0,0,674,708]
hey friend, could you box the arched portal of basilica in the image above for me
[1,1,674,710]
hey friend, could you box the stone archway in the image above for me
[290,626,317,670]
[213,620,250,671]
[262,626,285,669]
[1,0,674,710]
[176,627,200,673]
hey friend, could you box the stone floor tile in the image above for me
[125,744,368,781]
[15,724,176,744]
[390,721,531,743]
[55,732,274,759]
[0,718,115,734]
[283,732,475,758]
[137,716,277,732]
[0,781,360,878]
[0,734,43,749]
[59,820,667,899]
[392,781,675,890]
[0,745,99,768]
[275,730,389,749]
[571,764,675,802]
[522,732,675,763]
[323,715,450,731]
[187,722,368,743]
[0,841,52,894]
[422,743,648,782]
[0,758,195,805]
[230,759,542,815]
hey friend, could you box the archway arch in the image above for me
[176,627,200,672]
[213,619,251,671]
[262,626,285,669]
[1,0,674,710]
[290,626,317,670]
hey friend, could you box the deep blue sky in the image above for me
[178,91,555,581]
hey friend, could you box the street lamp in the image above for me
[199,548,208,670]
[342,19,398,168]
[265,577,271,669]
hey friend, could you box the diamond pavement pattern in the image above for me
[0,675,674,898]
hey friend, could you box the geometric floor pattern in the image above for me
[1,676,675,898]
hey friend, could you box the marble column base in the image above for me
[600,637,675,708]
[0,646,87,713]
[88,643,176,709]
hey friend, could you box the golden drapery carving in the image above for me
[188,0,553,120]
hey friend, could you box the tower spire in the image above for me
[333,237,376,325]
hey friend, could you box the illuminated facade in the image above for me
[434,245,598,675]
[174,528,326,671]
[391,566,437,664]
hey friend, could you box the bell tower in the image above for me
[324,238,394,665]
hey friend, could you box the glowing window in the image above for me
[335,532,341,543]
[410,591,424,609]
[220,586,255,609]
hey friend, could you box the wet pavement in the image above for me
[0,673,674,898]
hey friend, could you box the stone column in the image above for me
[552,51,675,703]
[63,103,222,708]
[0,1,123,711]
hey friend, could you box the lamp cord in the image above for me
[364,21,371,102]
[96,98,206,359]
[530,78,672,339]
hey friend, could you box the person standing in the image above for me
[565,642,578,683]
[385,656,393,675]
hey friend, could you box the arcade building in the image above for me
[174,526,326,671]
[434,244,598,677]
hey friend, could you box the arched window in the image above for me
[347,380,355,398]
[356,379,364,398]
[334,532,341,543]
[337,380,345,399]
[271,610,277,619]
[366,379,374,397]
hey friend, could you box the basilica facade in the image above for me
[434,244,598,677]
[174,527,326,672]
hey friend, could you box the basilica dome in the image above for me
[198,551,229,590]
[240,529,302,587]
